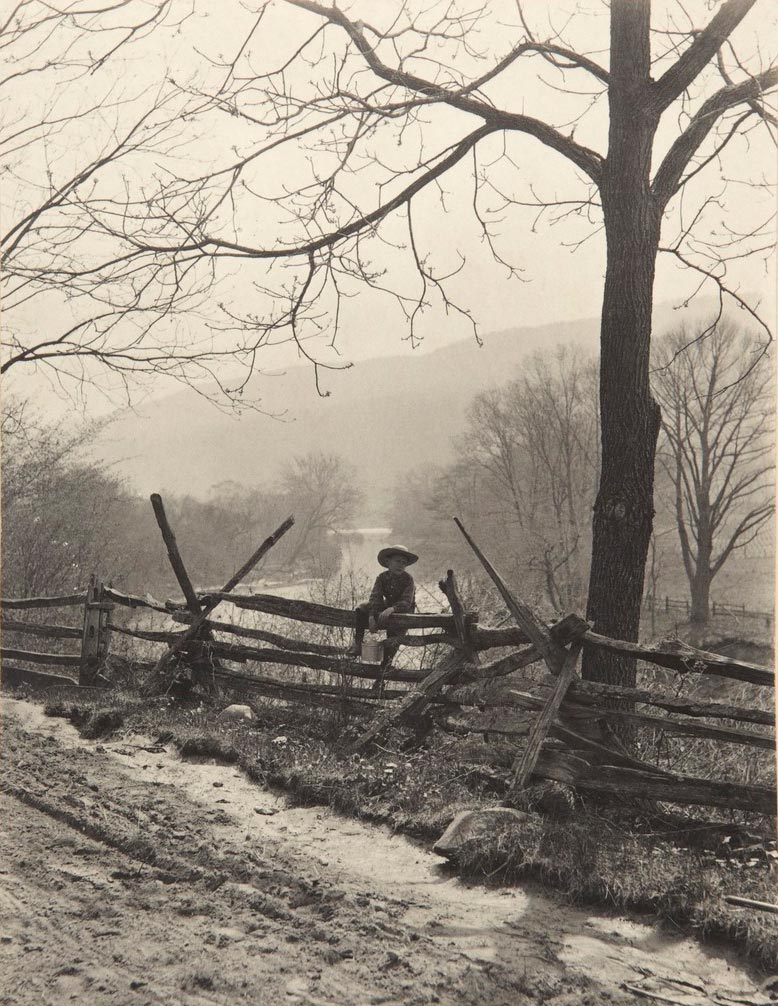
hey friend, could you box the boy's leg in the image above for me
[350,603,370,653]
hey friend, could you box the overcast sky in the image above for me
[5,0,776,417]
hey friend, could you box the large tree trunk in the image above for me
[690,568,712,626]
[583,0,662,688]
[689,504,713,627]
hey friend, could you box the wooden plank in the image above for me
[150,494,221,683]
[102,587,170,613]
[172,614,345,655]
[150,494,204,615]
[506,690,676,776]
[213,667,407,703]
[453,517,565,668]
[1,664,78,689]
[1,619,82,640]
[147,514,294,686]
[449,679,775,730]
[558,678,775,727]
[472,625,531,649]
[583,630,773,687]
[107,623,185,643]
[205,592,460,631]
[466,646,543,681]
[0,593,87,610]
[1,648,82,667]
[172,611,454,652]
[536,750,776,815]
[558,700,775,750]
[79,579,102,686]
[440,570,480,664]
[214,670,379,716]
[465,617,592,683]
[347,651,467,753]
[203,640,425,682]
[473,624,774,687]
[511,641,583,788]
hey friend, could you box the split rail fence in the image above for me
[2,496,775,818]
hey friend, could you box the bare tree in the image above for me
[461,348,599,610]
[95,0,775,686]
[279,453,363,575]
[652,320,774,627]
[1,398,126,596]
[0,1,268,406]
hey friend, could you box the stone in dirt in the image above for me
[217,704,255,722]
[433,808,535,859]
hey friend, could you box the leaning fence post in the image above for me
[79,576,102,685]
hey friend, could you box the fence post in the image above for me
[80,577,113,685]
[665,595,669,612]
[98,581,113,668]
[79,576,102,685]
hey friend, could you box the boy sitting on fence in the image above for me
[349,545,418,665]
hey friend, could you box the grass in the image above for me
[26,680,778,973]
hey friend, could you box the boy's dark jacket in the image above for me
[368,570,415,615]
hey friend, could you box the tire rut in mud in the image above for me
[1,712,612,1006]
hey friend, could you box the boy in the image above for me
[349,545,418,658]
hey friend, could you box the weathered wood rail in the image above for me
[1,499,774,817]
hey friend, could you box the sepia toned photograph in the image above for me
[1,1,776,1003]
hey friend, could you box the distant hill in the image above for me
[92,300,719,522]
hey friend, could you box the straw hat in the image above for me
[377,545,418,568]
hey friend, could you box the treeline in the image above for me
[2,399,363,599]
[390,319,774,625]
[3,318,772,627]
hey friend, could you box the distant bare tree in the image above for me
[462,349,599,610]
[279,453,363,575]
[652,320,774,626]
[1,399,126,596]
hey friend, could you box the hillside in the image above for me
[92,298,735,523]
[94,317,600,518]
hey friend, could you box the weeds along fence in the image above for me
[1,498,775,818]
[2,574,775,817]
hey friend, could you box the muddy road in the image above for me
[0,699,768,1006]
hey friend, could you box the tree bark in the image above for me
[690,504,712,626]
[690,568,712,626]
[583,0,661,689]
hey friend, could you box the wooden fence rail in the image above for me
[644,593,774,624]
[1,500,774,818]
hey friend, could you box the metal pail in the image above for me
[361,639,384,664]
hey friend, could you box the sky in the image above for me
[3,0,777,419]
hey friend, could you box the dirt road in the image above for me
[0,699,769,1006]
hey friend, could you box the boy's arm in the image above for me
[368,574,385,614]
[391,575,415,614]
